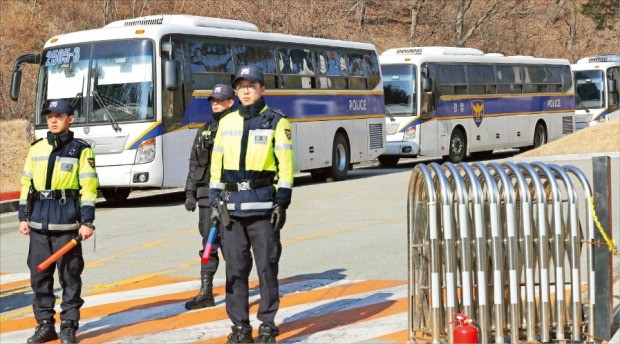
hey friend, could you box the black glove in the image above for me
[185,194,196,212]
[210,205,220,223]
[271,204,286,231]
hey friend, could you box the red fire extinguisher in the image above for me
[452,312,479,344]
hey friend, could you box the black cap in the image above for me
[233,65,264,86]
[207,84,235,100]
[42,99,75,115]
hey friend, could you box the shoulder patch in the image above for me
[31,138,44,146]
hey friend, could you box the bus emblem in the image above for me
[471,100,484,127]
[83,127,90,134]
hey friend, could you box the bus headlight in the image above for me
[135,138,156,164]
[403,126,416,141]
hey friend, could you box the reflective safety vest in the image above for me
[209,105,294,217]
[18,131,99,231]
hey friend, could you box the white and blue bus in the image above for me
[572,54,620,129]
[377,47,575,166]
[11,15,385,202]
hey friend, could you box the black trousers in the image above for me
[221,216,281,334]
[198,205,220,275]
[27,229,84,323]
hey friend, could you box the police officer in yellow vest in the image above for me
[209,66,294,343]
[18,99,98,344]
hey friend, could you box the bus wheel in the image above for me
[448,129,466,163]
[532,122,547,149]
[327,133,350,181]
[101,187,131,204]
[378,155,400,167]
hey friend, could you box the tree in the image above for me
[581,0,619,30]
[455,0,501,47]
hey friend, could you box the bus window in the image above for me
[467,64,495,95]
[381,64,416,116]
[365,52,381,90]
[437,64,467,95]
[317,50,348,89]
[575,70,605,108]
[235,44,277,88]
[523,65,547,93]
[348,53,367,89]
[185,40,234,90]
[278,48,314,89]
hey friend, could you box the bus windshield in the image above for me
[574,70,605,109]
[37,39,155,127]
[381,64,416,116]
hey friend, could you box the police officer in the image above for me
[209,66,294,343]
[18,99,98,344]
[184,84,235,310]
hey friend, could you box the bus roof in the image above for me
[576,54,620,64]
[379,46,570,66]
[43,14,376,52]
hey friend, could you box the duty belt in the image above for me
[224,178,274,191]
[35,189,80,200]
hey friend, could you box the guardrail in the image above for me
[406,161,607,343]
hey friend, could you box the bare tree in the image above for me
[409,0,426,44]
[455,0,501,47]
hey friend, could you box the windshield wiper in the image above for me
[574,94,590,113]
[92,90,122,132]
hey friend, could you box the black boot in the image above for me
[184,273,215,310]
[59,320,78,344]
[255,324,278,343]
[225,325,254,343]
[27,319,57,344]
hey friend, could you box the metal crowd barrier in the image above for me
[407,161,598,343]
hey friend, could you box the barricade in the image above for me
[407,161,599,343]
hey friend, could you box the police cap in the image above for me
[42,99,75,115]
[233,65,264,87]
[207,84,235,100]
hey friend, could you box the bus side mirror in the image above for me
[164,59,180,91]
[608,79,617,93]
[422,77,432,92]
[10,54,40,101]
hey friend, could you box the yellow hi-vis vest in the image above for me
[18,132,98,231]
[209,106,294,217]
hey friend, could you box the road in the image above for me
[0,153,618,343]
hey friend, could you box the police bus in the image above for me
[10,15,385,202]
[571,54,620,130]
[377,46,575,166]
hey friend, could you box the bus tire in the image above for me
[378,155,400,167]
[327,133,350,181]
[101,187,131,204]
[447,129,466,163]
[531,122,547,149]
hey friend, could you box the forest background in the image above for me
[0,0,618,191]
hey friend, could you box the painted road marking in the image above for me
[0,272,409,343]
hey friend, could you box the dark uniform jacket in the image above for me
[185,109,232,205]
[18,131,98,231]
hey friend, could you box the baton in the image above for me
[37,236,82,272]
[201,220,219,264]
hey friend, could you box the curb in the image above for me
[0,199,19,214]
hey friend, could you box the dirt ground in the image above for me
[1,119,619,193]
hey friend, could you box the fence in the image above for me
[406,161,604,343]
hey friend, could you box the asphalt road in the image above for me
[0,152,618,342]
[1,152,618,286]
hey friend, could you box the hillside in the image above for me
[518,119,620,157]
